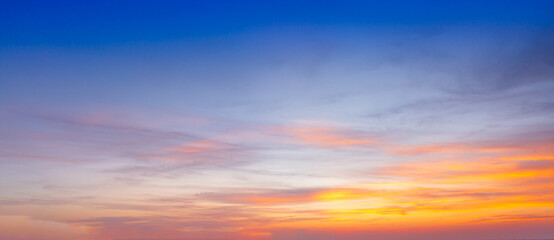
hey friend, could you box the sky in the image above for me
[1,1,554,240]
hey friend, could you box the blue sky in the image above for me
[1,1,554,240]
[2,0,553,46]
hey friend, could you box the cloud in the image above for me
[269,218,554,240]
[474,214,554,223]
[1,26,554,240]
[0,109,253,165]
[271,125,377,148]
[201,187,385,205]
[0,215,87,240]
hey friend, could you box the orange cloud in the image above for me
[170,140,227,154]
[0,216,88,240]
[138,139,244,162]
[204,145,554,234]
[222,188,381,205]
[272,125,376,148]
[387,143,522,156]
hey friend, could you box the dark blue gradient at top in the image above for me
[1,0,553,46]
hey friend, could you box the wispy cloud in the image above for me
[0,109,253,165]
[270,125,377,148]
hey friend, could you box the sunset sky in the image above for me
[1,1,554,240]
